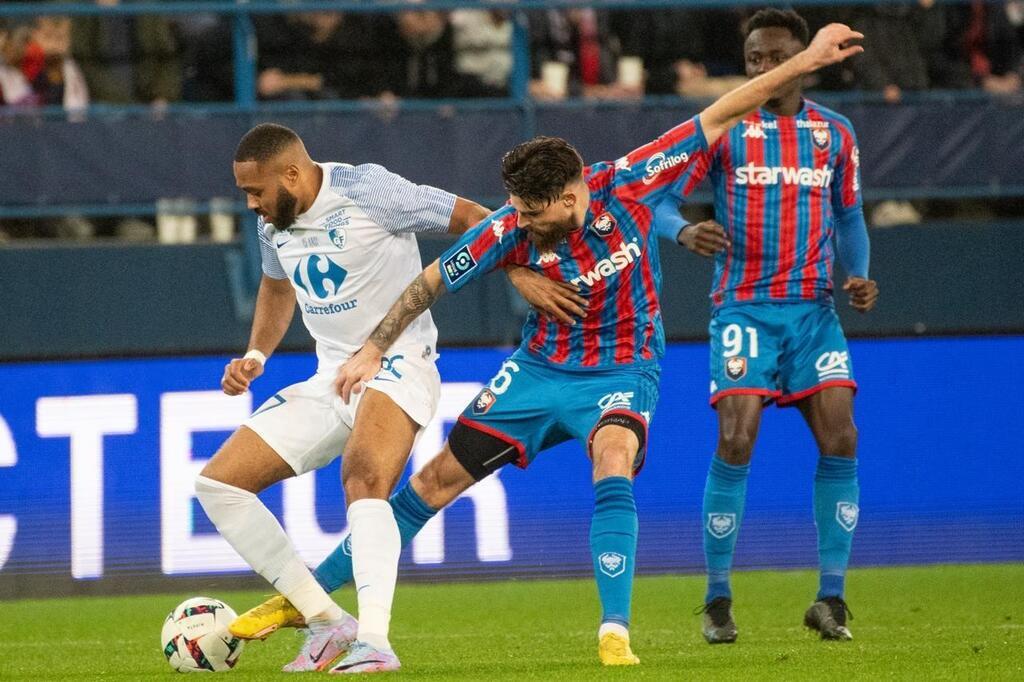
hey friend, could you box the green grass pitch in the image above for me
[0,564,1021,680]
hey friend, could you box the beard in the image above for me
[261,185,299,229]
[528,221,574,251]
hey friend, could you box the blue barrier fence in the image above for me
[1,337,1021,595]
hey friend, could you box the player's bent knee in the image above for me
[448,420,520,482]
[820,422,858,457]
[589,414,646,478]
[410,446,476,510]
[717,429,756,464]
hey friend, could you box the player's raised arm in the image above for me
[335,261,446,403]
[699,23,863,145]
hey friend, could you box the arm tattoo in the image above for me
[368,272,442,351]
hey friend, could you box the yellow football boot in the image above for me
[598,632,640,666]
[229,595,305,640]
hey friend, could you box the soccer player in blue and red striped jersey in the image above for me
[657,9,878,645]
[333,23,864,670]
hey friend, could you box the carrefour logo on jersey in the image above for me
[643,151,690,185]
[734,164,834,188]
[293,255,348,300]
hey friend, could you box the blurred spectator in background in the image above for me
[384,9,460,98]
[450,8,512,97]
[23,15,89,109]
[850,0,970,102]
[176,11,233,102]
[614,9,747,97]
[948,0,1023,93]
[72,0,181,106]
[256,12,389,100]
[0,20,34,106]
[528,9,639,100]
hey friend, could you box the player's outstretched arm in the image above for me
[222,275,295,395]
[448,197,492,235]
[699,23,864,144]
[335,260,446,402]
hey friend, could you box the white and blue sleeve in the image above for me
[335,163,456,234]
[257,218,288,280]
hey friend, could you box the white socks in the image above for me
[599,622,629,640]
[349,498,401,650]
[195,475,342,623]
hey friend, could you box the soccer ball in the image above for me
[161,596,245,672]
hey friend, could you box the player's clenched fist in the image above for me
[221,357,264,396]
[804,24,864,70]
[680,220,730,257]
[843,276,879,313]
[335,344,384,404]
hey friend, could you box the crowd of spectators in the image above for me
[1,1,1023,240]
[2,2,1023,109]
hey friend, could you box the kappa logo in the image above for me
[590,212,617,237]
[442,245,478,284]
[725,356,747,381]
[742,122,767,139]
[491,219,506,244]
[598,391,634,412]
[852,146,861,192]
[643,151,690,185]
[614,156,631,171]
[815,351,850,381]
[598,552,626,578]
[812,128,831,150]
[536,250,561,266]
[293,255,348,301]
[707,513,737,539]
[640,410,651,424]
[836,502,859,532]
[472,388,497,415]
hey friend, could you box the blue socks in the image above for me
[814,456,859,600]
[313,484,437,593]
[590,476,638,628]
[702,456,751,603]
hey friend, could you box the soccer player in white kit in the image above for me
[195,123,568,673]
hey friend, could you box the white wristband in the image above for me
[243,349,267,366]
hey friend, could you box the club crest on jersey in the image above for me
[327,227,347,250]
[836,502,859,532]
[725,356,747,381]
[598,552,626,578]
[590,212,617,238]
[812,128,831,150]
[443,245,477,284]
[472,389,497,415]
[707,513,737,539]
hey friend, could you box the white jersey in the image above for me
[258,162,455,371]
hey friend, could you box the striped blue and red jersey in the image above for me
[439,116,710,369]
[685,99,863,309]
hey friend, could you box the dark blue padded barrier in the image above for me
[0,337,1020,595]
[0,220,1022,361]
[3,98,1024,210]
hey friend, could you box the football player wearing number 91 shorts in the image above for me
[655,9,879,646]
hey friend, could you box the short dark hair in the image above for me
[234,123,301,163]
[501,136,584,206]
[744,8,810,47]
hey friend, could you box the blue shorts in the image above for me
[458,351,660,474]
[709,302,857,407]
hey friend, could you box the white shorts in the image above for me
[243,350,441,476]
